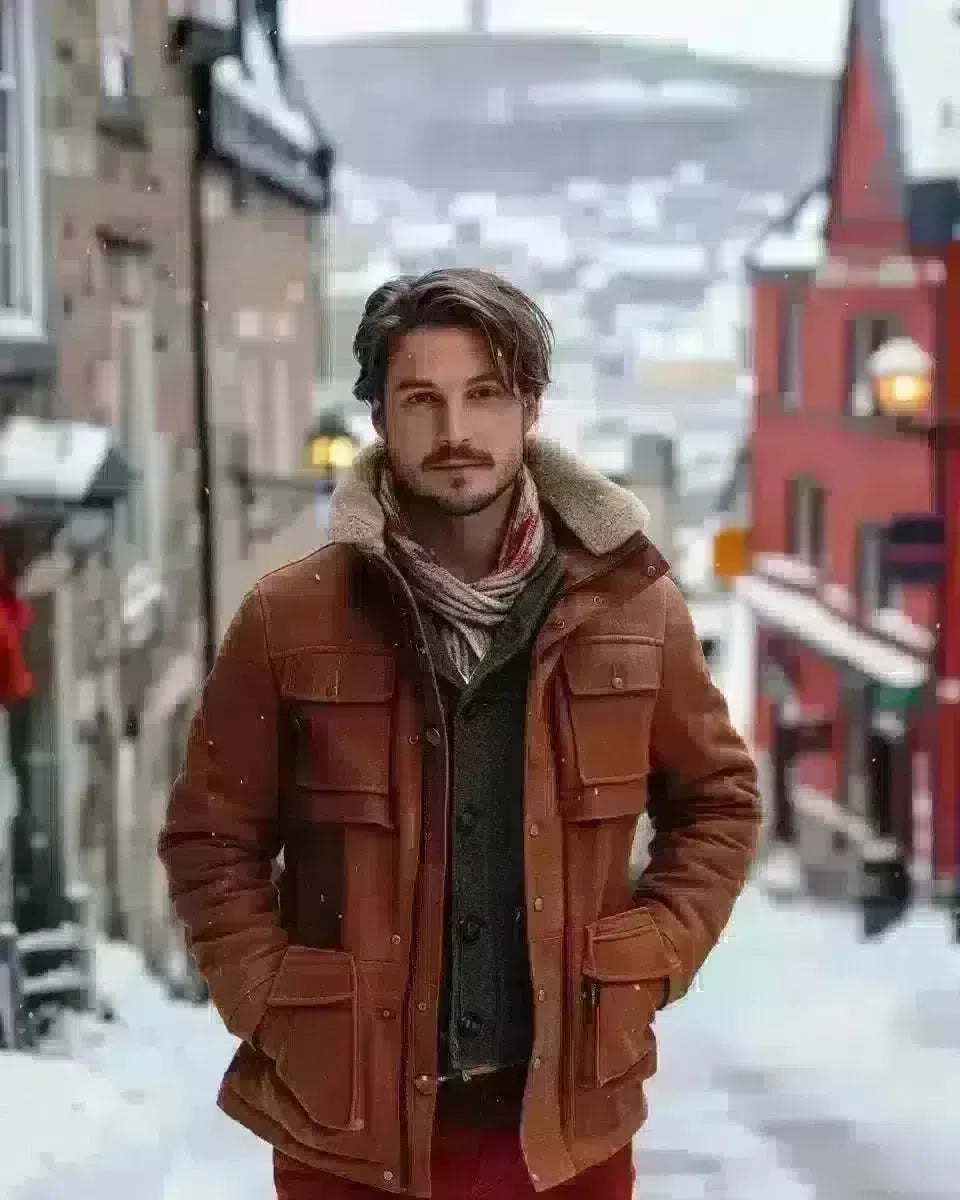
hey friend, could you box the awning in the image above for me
[0,416,132,523]
[736,572,928,690]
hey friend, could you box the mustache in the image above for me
[421,443,494,469]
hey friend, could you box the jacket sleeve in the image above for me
[638,577,761,1005]
[158,585,288,1041]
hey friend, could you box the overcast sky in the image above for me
[284,0,849,74]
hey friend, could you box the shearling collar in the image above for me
[328,436,649,559]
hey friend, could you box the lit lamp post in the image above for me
[864,335,946,936]
[306,413,357,493]
[866,335,933,420]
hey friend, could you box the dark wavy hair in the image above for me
[352,268,554,415]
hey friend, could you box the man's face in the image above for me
[378,325,535,516]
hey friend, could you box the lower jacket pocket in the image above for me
[579,975,659,1087]
[579,907,672,1088]
[257,944,362,1131]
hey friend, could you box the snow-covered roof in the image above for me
[580,243,708,290]
[736,572,929,689]
[527,77,745,115]
[874,0,960,181]
[212,6,318,153]
[388,220,455,254]
[0,417,115,503]
[747,187,829,274]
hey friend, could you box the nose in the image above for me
[435,396,467,445]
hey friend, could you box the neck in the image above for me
[398,482,518,583]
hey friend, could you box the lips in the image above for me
[428,460,488,470]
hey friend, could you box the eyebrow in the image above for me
[392,372,502,393]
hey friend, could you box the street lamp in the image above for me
[866,336,933,418]
[306,412,357,495]
[309,434,356,472]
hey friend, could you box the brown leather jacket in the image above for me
[159,439,760,1197]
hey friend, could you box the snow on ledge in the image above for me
[212,10,318,153]
[736,572,929,689]
[870,606,936,654]
[754,553,819,588]
[749,189,828,274]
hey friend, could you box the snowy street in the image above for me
[4,885,959,1200]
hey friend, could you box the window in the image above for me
[272,357,292,474]
[847,314,903,416]
[240,357,265,469]
[99,0,134,100]
[98,255,158,567]
[779,295,803,409]
[786,476,826,568]
[855,522,904,612]
[0,0,41,334]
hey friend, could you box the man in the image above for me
[159,268,760,1199]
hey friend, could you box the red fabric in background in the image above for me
[274,1126,634,1200]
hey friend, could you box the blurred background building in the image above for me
[0,0,334,1031]
[0,0,956,1094]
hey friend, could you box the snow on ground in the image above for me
[2,941,272,1200]
[643,889,960,1198]
[4,888,959,1199]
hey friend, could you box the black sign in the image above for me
[884,514,945,584]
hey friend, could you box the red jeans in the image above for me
[274,1126,634,1199]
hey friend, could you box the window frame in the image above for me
[0,0,42,338]
[98,0,135,101]
[778,292,803,410]
[786,475,826,569]
[846,312,904,417]
[855,521,904,614]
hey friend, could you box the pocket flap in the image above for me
[280,652,396,704]
[564,780,647,823]
[267,945,357,1007]
[583,908,674,983]
[563,639,661,697]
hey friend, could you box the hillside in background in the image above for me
[291,33,834,195]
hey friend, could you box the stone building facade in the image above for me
[0,0,332,1024]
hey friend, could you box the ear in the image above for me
[371,400,385,440]
[521,394,541,436]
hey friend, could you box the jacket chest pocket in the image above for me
[559,637,661,821]
[281,650,397,829]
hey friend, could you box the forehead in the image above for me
[386,326,496,386]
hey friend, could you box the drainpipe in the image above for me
[931,270,959,936]
[177,62,214,1005]
[188,64,217,678]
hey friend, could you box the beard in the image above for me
[392,465,520,517]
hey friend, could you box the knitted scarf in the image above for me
[379,465,546,681]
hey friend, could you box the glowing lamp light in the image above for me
[866,336,933,418]
[308,432,356,472]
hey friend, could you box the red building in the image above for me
[738,0,960,936]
